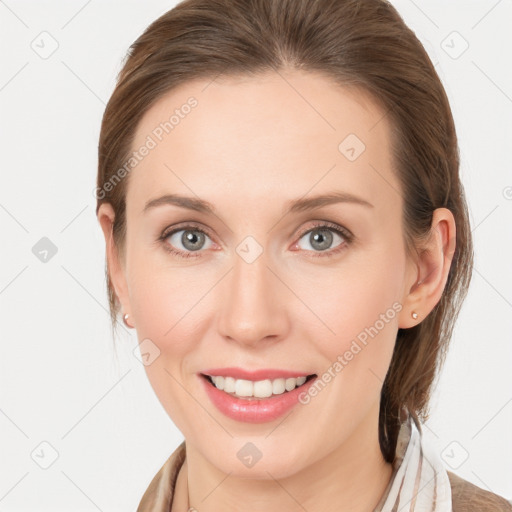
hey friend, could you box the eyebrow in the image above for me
[142,191,374,215]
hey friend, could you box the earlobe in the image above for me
[97,203,132,320]
[399,208,456,328]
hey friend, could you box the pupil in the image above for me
[183,230,204,251]
[311,229,332,250]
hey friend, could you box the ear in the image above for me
[398,207,456,328]
[97,203,131,320]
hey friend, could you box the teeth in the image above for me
[210,375,309,398]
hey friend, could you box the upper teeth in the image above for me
[210,375,308,398]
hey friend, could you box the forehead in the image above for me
[127,70,399,215]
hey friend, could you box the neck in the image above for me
[172,404,393,512]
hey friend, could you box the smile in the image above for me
[199,372,318,423]
[203,374,316,399]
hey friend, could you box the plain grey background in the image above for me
[1,0,511,510]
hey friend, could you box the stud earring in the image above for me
[123,313,134,329]
[411,311,419,320]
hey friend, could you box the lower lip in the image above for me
[199,374,318,423]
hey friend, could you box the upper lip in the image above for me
[201,367,316,381]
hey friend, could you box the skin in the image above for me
[98,69,455,512]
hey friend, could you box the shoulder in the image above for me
[137,441,186,512]
[448,470,512,511]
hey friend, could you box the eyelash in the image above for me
[158,221,354,260]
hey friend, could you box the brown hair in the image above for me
[96,0,473,462]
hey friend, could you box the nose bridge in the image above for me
[217,240,289,345]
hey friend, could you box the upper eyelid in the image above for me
[297,221,351,237]
[161,221,212,238]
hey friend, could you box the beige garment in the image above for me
[136,440,512,511]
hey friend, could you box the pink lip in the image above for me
[199,373,318,423]
[201,367,313,381]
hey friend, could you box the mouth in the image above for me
[200,372,317,400]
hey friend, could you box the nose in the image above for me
[217,248,290,348]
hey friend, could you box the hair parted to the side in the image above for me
[96,0,473,462]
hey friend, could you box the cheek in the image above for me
[128,263,211,351]
[293,243,406,403]
[126,260,212,434]
[299,246,404,342]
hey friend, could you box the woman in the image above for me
[95,0,512,510]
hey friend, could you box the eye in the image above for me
[158,221,353,259]
[159,224,214,258]
[294,221,352,257]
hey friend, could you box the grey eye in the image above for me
[297,228,343,252]
[167,229,212,252]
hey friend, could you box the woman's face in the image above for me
[107,70,419,477]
